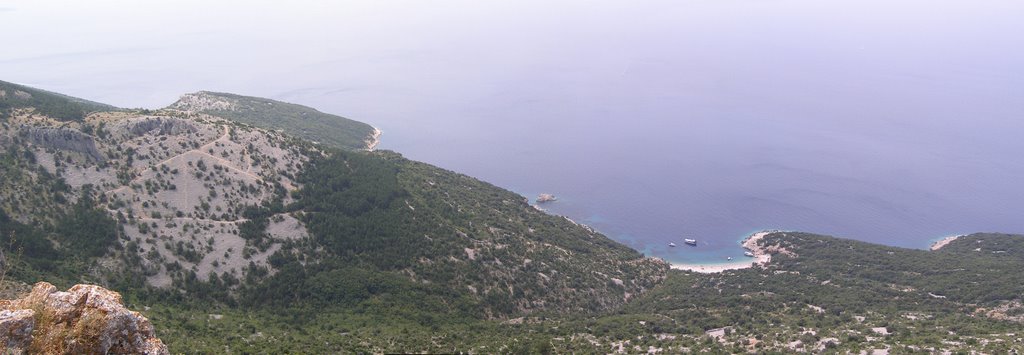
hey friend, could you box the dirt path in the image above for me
[131,212,294,226]
[134,216,250,224]
[147,125,229,169]
[104,125,268,195]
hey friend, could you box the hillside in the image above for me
[0,80,116,122]
[0,82,668,352]
[551,232,1024,353]
[151,231,1024,353]
[167,91,377,150]
[3,82,1022,353]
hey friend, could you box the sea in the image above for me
[3,0,1023,265]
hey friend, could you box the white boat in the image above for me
[668,242,676,247]
[684,239,697,246]
[727,257,732,260]
[744,251,755,257]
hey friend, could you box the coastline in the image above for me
[365,127,382,151]
[930,235,963,251]
[669,231,774,273]
[521,192,778,274]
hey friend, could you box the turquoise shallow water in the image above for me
[2,0,1022,263]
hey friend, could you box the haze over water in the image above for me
[4,0,1023,263]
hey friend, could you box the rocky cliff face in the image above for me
[0,282,168,354]
[19,126,104,161]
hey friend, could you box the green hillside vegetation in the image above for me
[571,232,1024,352]
[0,187,123,290]
[0,140,667,352]
[244,149,665,315]
[167,91,376,150]
[143,232,1024,353]
[2,82,1022,353]
[0,80,116,121]
[0,82,666,352]
[0,144,122,284]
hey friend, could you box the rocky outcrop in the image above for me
[979,300,1024,323]
[19,126,104,161]
[0,282,168,354]
[0,90,32,100]
[0,309,34,350]
[168,92,237,112]
[123,116,198,136]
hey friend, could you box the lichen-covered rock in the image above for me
[0,309,35,351]
[0,282,168,354]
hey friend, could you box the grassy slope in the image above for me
[168,91,375,150]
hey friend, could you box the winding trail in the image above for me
[104,125,268,195]
[150,125,230,172]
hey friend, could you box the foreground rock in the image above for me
[0,282,168,354]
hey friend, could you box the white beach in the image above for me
[930,235,963,251]
[670,231,775,273]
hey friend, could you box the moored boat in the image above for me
[684,239,697,246]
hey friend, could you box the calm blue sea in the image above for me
[3,0,1022,265]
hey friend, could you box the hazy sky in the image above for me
[3,0,1022,109]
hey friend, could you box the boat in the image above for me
[744,251,755,257]
[684,239,697,246]
[668,242,676,247]
[536,194,557,203]
[727,257,732,260]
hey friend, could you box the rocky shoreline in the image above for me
[930,235,962,251]
[365,127,382,151]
